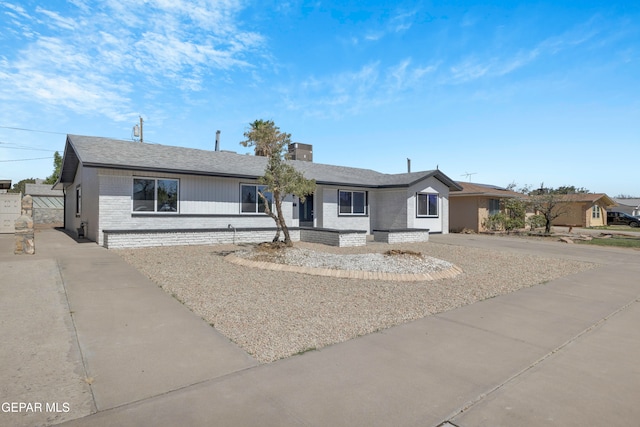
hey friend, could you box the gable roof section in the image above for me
[556,193,616,207]
[612,198,640,209]
[56,135,462,190]
[450,182,524,198]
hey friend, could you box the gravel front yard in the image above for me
[116,240,594,363]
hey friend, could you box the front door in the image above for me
[299,195,314,227]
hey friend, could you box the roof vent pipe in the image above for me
[407,158,411,173]
[215,130,221,151]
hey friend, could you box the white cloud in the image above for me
[1,1,29,17]
[356,8,418,44]
[36,7,77,31]
[284,58,437,118]
[449,59,491,83]
[446,15,607,85]
[390,10,417,33]
[388,59,438,90]
[0,0,264,122]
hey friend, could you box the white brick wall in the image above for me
[372,189,408,230]
[318,185,371,231]
[300,228,366,247]
[96,173,294,246]
[104,229,301,249]
[373,230,429,244]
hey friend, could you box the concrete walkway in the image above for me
[1,229,639,426]
[0,229,256,427]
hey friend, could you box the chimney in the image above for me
[288,143,313,162]
[407,158,411,173]
[215,130,221,151]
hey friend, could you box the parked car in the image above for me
[607,211,640,227]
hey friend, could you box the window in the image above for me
[489,199,501,216]
[241,184,272,213]
[132,178,179,212]
[75,185,82,216]
[417,193,439,217]
[592,204,600,219]
[339,190,367,215]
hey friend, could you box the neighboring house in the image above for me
[54,135,462,248]
[449,182,526,232]
[611,198,640,217]
[550,193,616,228]
[25,183,64,225]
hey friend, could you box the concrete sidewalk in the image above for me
[2,229,639,426]
[0,229,256,427]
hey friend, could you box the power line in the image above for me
[0,125,66,135]
[0,157,52,162]
[0,143,56,152]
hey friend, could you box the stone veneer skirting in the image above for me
[373,229,430,244]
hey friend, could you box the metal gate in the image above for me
[0,193,21,233]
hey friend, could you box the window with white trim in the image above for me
[338,190,367,215]
[132,178,179,212]
[241,184,273,213]
[592,204,600,219]
[417,193,439,217]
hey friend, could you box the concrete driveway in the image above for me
[1,229,639,426]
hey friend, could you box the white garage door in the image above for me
[0,193,22,233]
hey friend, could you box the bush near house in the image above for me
[482,198,527,231]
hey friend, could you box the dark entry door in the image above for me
[299,195,314,227]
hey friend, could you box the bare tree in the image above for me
[527,184,579,234]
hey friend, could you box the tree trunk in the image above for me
[274,195,293,246]
[258,191,282,243]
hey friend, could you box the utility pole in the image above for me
[139,116,144,143]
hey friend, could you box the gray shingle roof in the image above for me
[25,183,63,197]
[57,135,461,190]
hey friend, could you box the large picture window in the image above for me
[417,193,439,217]
[133,178,179,212]
[339,190,367,215]
[241,184,273,213]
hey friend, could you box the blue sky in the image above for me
[1,0,638,196]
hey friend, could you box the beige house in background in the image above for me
[551,193,615,228]
[449,182,525,232]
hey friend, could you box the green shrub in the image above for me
[527,214,546,230]
[483,213,508,231]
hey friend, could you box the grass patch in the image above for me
[588,225,640,233]
[576,236,640,248]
